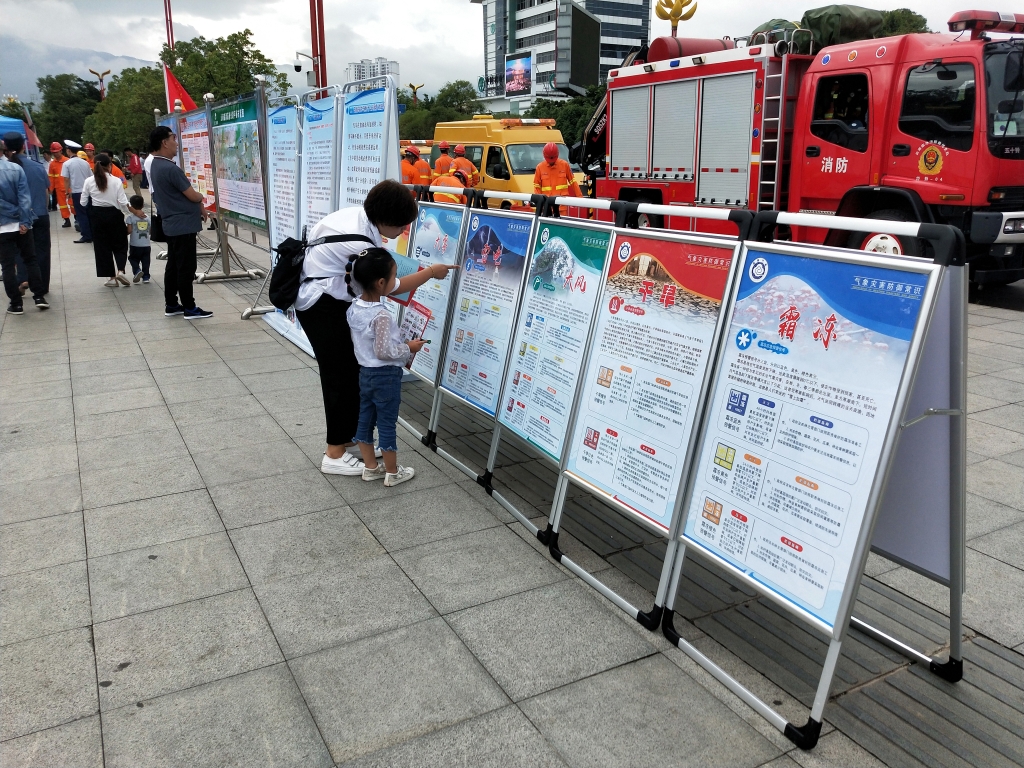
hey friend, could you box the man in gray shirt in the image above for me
[61,149,93,243]
[147,125,212,319]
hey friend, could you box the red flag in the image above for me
[163,64,198,113]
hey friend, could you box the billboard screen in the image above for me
[570,5,601,89]
[505,52,533,98]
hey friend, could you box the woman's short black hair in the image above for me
[148,126,173,152]
[349,247,396,297]
[363,179,417,228]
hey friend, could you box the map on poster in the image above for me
[266,104,299,250]
[406,203,467,386]
[681,248,933,628]
[300,97,337,231]
[564,234,736,532]
[440,212,534,416]
[177,112,214,209]
[498,222,612,461]
[211,97,266,229]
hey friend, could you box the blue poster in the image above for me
[682,247,932,629]
[407,203,468,385]
[440,212,535,416]
[341,88,386,207]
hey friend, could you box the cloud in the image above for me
[173,22,202,43]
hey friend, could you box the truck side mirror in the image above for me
[1005,50,1024,92]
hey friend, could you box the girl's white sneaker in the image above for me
[384,466,415,487]
[361,464,387,482]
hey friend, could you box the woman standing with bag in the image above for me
[80,153,131,287]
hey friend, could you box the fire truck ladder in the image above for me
[757,56,788,211]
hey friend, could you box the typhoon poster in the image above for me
[565,233,736,531]
[682,248,932,628]
[440,212,534,416]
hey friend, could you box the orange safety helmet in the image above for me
[453,144,465,156]
[405,144,421,158]
[438,140,450,150]
[50,141,63,151]
[543,142,559,161]
[84,143,95,151]
[451,169,469,185]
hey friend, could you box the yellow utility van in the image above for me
[431,116,585,209]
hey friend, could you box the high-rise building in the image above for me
[472,0,648,107]
[344,57,400,90]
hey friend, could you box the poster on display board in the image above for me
[406,203,469,386]
[300,96,338,232]
[340,86,401,208]
[497,221,613,462]
[440,211,535,417]
[211,96,267,229]
[176,111,214,209]
[681,244,938,630]
[266,103,300,250]
[158,115,179,166]
[564,232,738,532]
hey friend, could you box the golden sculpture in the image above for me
[655,0,697,37]
[408,83,425,106]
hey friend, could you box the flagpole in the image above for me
[164,0,175,52]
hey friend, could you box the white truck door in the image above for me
[609,86,651,180]
[652,79,698,181]
[697,72,754,205]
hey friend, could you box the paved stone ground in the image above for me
[1,212,1022,767]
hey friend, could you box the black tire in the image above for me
[845,209,922,256]
[626,199,664,229]
[500,200,511,210]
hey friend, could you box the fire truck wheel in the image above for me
[846,209,922,257]
[500,201,511,210]
[630,208,664,229]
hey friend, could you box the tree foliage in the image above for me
[160,29,289,100]
[880,9,930,36]
[82,67,165,152]
[525,85,606,149]
[398,80,482,140]
[0,96,32,121]
[33,74,101,145]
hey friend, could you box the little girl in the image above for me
[347,248,426,487]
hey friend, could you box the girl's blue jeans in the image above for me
[355,365,403,453]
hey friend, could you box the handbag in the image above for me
[269,232,373,310]
[149,200,166,242]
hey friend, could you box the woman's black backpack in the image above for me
[268,231,374,310]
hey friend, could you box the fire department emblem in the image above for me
[918,144,944,176]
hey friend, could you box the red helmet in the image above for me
[405,144,421,158]
[438,140,450,150]
[452,169,468,184]
[50,142,63,151]
[453,144,465,156]
[543,142,559,161]
[84,143,95,151]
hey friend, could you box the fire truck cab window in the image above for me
[810,74,869,152]
[899,62,975,151]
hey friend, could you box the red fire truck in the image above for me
[581,10,1024,286]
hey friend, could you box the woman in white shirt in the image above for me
[80,153,131,287]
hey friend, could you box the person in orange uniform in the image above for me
[534,142,582,216]
[48,142,72,228]
[408,145,432,186]
[451,145,479,188]
[432,169,469,205]
[401,147,419,186]
[432,140,454,179]
[84,142,96,168]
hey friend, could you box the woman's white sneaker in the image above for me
[321,452,364,476]
[384,466,415,487]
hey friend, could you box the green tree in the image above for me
[160,29,289,100]
[433,80,482,115]
[33,74,101,145]
[880,9,930,36]
[82,67,165,152]
[398,81,482,140]
[0,96,32,121]
[525,84,606,149]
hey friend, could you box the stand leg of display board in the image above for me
[478,423,546,538]
[427,391,486,482]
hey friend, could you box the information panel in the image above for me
[407,203,468,386]
[498,220,612,461]
[681,246,935,629]
[564,232,737,532]
[211,97,266,229]
[440,211,535,416]
[176,111,214,209]
[300,96,337,231]
[341,88,387,208]
[266,104,299,249]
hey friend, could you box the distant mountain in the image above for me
[0,34,155,103]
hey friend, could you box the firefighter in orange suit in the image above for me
[401,148,419,185]
[433,140,454,179]
[533,142,581,199]
[408,145,432,185]
[433,169,469,205]
[451,144,479,188]
[48,142,72,227]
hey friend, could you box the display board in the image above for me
[440,211,535,417]
[176,111,214,209]
[407,203,469,386]
[340,86,400,208]
[266,103,300,250]
[211,96,266,229]
[158,115,180,166]
[563,232,738,532]
[681,244,938,629]
[300,96,338,231]
[497,220,613,462]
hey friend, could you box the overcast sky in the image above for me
[0,0,998,103]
